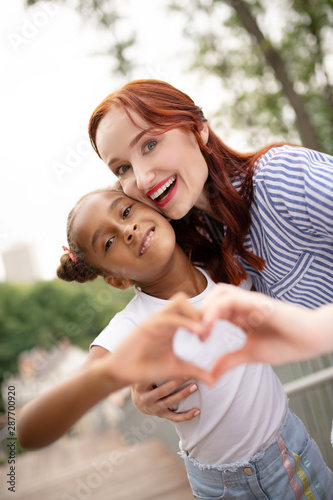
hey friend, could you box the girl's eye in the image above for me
[117,164,130,176]
[144,140,156,153]
[122,206,132,219]
[105,237,114,252]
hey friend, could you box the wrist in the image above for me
[93,355,128,395]
[313,306,333,355]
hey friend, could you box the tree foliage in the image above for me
[169,0,333,153]
[0,278,134,411]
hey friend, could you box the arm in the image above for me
[259,147,333,238]
[17,347,119,449]
[17,293,212,449]
[201,284,333,378]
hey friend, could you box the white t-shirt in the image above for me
[91,269,287,466]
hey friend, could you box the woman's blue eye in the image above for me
[105,237,114,251]
[117,165,130,176]
[144,141,156,153]
[123,206,131,219]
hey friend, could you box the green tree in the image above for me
[170,0,333,152]
[0,279,134,412]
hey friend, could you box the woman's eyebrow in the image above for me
[108,130,150,168]
[129,130,148,147]
[91,197,124,250]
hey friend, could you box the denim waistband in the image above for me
[183,404,298,473]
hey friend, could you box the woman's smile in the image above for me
[146,175,178,206]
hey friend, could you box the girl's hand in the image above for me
[110,292,214,386]
[200,284,329,378]
[132,379,200,422]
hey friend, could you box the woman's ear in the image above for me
[200,122,209,145]
[104,275,131,290]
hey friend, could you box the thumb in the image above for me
[179,361,215,387]
[211,348,251,380]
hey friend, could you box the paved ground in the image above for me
[0,427,194,500]
[0,396,193,500]
[117,395,181,457]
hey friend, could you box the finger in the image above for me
[158,408,201,423]
[156,383,199,409]
[164,314,206,335]
[166,293,203,322]
[211,349,252,379]
[132,382,156,394]
[151,378,192,399]
[131,378,192,410]
[174,361,215,386]
[197,324,212,342]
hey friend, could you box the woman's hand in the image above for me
[132,379,200,422]
[110,292,213,386]
[201,284,331,378]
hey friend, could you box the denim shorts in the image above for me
[184,406,333,499]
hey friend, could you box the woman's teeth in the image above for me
[149,175,176,201]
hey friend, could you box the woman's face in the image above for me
[95,107,210,220]
[72,191,176,287]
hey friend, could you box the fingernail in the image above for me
[189,384,198,393]
[194,410,200,416]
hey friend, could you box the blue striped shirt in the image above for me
[204,145,333,309]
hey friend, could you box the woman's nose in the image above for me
[124,224,138,243]
[133,165,156,191]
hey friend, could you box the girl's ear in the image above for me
[200,122,209,145]
[104,275,131,290]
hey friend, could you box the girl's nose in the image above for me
[124,224,138,243]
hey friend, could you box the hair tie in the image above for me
[62,245,78,263]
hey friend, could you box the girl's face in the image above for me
[95,107,210,220]
[72,191,176,287]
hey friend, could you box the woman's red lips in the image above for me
[146,176,177,207]
[146,175,176,201]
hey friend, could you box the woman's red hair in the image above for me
[88,79,289,285]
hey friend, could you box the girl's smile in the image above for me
[95,107,210,220]
[139,227,155,256]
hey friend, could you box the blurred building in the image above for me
[1,242,43,282]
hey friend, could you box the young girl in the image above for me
[20,187,332,499]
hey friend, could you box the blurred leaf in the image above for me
[0,279,134,411]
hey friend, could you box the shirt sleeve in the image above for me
[255,147,333,239]
[90,312,140,353]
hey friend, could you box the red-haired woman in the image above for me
[88,79,333,418]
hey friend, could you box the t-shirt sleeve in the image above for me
[90,312,140,353]
[255,147,333,239]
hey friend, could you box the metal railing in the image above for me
[283,366,333,396]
